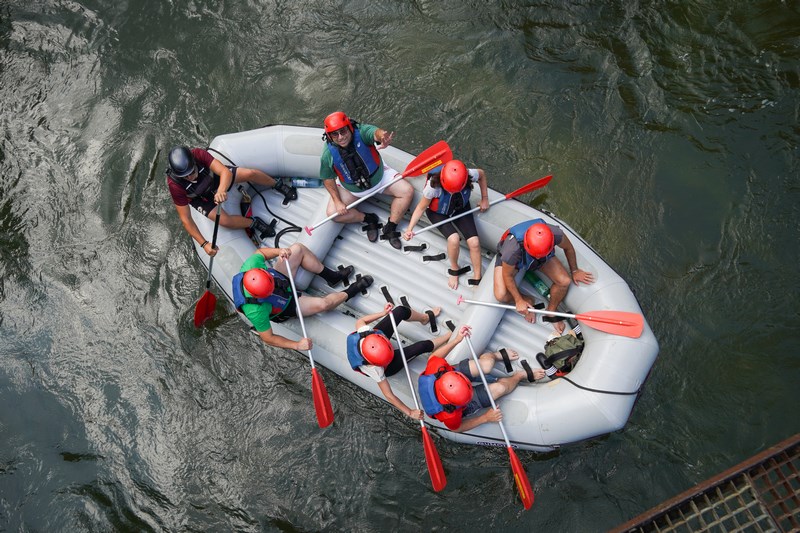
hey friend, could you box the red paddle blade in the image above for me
[311,368,334,428]
[401,140,452,177]
[193,291,217,327]
[421,426,447,492]
[507,446,534,510]
[505,175,553,200]
[574,310,644,338]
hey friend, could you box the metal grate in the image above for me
[613,434,800,533]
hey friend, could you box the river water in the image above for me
[1,1,798,531]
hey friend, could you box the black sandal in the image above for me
[499,348,513,373]
[447,266,471,277]
[520,360,536,382]
[424,310,438,334]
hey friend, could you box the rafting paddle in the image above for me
[387,311,447,492]
[411,175,553,238]
[193,207,222,327]
[283,260,334,428]
[463,334,534,510]
[456,296,644,338]
[305,140,453,235]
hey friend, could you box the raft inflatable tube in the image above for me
[188,124,659,452]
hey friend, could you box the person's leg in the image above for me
[325,187,366,223]
[487,372,527,400]
[372,305,413,336]
[493,263,511,302]
[296,292,347,317]
[538,259,571,334]
[384,178,414,224]
[207,206,251,229]
[446,233,462,290]
[466,236,482,283]
[384,339,435,376]
[233,167,276,188]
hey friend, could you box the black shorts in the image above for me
[270,291,301,324]
[190,166,237,217]
[427,208,478,240]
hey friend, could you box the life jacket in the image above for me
[345,329,389,372]
[326,127,380,190]
[426,172,472,215]
[231,268,292,317]
[167,163,217,201]
[500,218,556,272]
[419,356,460,416]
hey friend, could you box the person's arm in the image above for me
[355,303,393,330]
[258,328,311,351]
[453,407,502,433]
[175,204,217,256]
[323,178,348,216]
[557,234,594,285]
[377,379,423,420]
[374,128,394,148]
[404,196,433,239]
[430,325,468,359]
[475,169,489,212]
[210,159,234,204]
[255,246,291,262]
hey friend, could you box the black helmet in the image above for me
[167,146,196,178]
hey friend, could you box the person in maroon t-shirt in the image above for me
[166,145,281,256]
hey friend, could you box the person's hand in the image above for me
[334,199,348,216]
[479,196,489,212]
[377,130,394,149]
[408,409,423,420]
[485,407,502,423]
[202,242,218,257]
[571,269,595,285]
[277,247,291,260]
[515,299,530,316]
[297,337,312,351]
[403,229,414,241]
[459,325,472,338]
[214,189,227,204]
[384,303,394,314]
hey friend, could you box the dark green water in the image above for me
[1,1,798,530]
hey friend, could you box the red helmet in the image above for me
[324,111,353,133]
[434,371,473,407]
[524,223,554,259]
[361,333,394,366]
[243,268,274,298]
[440,160,468,193]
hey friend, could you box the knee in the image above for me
[447,234,461,246]
[394,305,412,321]
[467,236,480,249]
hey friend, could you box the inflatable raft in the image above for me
[189,124,659,452]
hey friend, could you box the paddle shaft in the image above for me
[413,175,553,237]
[282,261,316,369]
[387,312,425,428]
[460,297,632,325]
[204,207,222,288]
[464,336,513,445]
[308,174,405,233]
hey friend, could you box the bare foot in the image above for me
[493,348,519,362]
[552,320,566,335]
[448,272,459,290]
[421,306,442,325]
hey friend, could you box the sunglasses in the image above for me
[329,127,350,139]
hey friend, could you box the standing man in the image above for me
[166,145,282,256]
[233,243,373,350]
[493,220,595,334]
[319,112,414,249]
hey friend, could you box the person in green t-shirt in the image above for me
[235,243,373,350]
[319,111,413,250]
